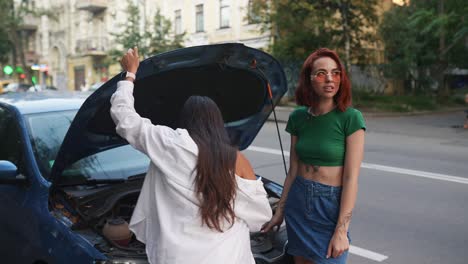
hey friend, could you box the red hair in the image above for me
[295,48,351,112]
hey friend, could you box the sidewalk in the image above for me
[267,106,467,123]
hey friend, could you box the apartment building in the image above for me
[148,0,269,49]
[15,0,402,91]
[21,0,268,91]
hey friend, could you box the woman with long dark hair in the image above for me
[261,48,366,264]
[110,47,272,264]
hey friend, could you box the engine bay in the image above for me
[49,178,288,262]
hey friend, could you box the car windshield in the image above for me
[25,110,149,183]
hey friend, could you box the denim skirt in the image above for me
[284,176,350,264]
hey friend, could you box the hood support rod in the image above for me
[267,83,288,177]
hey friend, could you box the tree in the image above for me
[0,27,12,64]
[379,4,423,93]
[0,0,12,64]
[379,0,468,95]
[109,2,184,61]
[409,0,468,96]
[0,0,55,79]
[109,0,150,60]
[147,8,185,55]
[251,0,378,69]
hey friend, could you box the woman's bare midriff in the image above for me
[298,161,344,187]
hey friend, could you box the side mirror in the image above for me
[0,160,26,184]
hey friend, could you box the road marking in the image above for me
[350,245,389,262]
[360,163,468,185]
[248,146,290,156]
[246,146,468,185]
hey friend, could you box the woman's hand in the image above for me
[326,229,349,259]
[120,47,140,74]
[260,210,284,233]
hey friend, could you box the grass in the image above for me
[353,89,466,112]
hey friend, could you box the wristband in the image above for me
[125,71,136,81]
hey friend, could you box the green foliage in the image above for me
[0,28,11,64]
[148,9,185,55]
[352,90,454,112]
[109,2,184,61]
[251,0,378,65]
[0,0,55,70]
[379,0,468,94]
[0,0,14,63]
[109,0,149,60]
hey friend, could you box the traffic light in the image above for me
[3,65,13,75]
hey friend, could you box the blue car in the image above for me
[0,44,291,264]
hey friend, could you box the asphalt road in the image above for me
[244,110,468,264]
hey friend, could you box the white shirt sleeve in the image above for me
[110,80,179,161]
[234,177,273,232]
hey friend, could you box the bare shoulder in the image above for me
[235,151,256,180]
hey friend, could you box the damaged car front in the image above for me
[0,44,291,263]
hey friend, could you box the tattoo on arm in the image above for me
[336,211,353,231]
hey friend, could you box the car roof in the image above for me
[0,91,89,115]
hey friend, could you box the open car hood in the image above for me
[50,44,287,184]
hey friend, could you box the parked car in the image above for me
[89,81,105,91]
[0,44,291,263]
[28,84,59,92]
[0,79,14,94]
[2,82,32,93]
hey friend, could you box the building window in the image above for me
[219,0,230,28]
[174,9,182,35]
[195,4,204,32]
[247,0,261,24]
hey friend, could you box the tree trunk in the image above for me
[340,1,351,73]
[18,31,30,83]
[6,0,30,83]
[437,0,449,97]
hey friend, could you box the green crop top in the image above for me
[285,106,366,166]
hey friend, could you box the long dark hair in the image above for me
[295,48,351,111]
[179,96,237,232]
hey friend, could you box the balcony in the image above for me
[19,15,38,31]
[76,0,107,13]
[76,37,108,56]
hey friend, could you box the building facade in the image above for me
[149,0,269,49]
[17,0,403,91]
[25,0,268,91]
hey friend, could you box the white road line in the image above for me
[361,163,468,185]
[246,145,468,185]
[350,245,389,262]
[248,146,290,156]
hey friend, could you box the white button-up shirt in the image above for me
[110,81,273,264]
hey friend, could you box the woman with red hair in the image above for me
[262,48,366,264]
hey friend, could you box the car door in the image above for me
[0,106,51,262]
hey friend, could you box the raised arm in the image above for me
[110,47,177,158]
